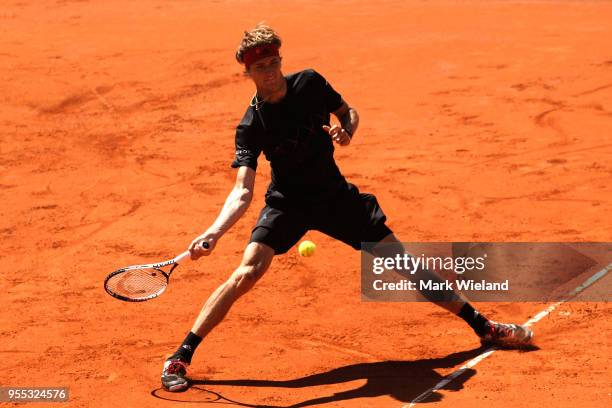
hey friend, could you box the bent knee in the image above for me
[230,263,267,292]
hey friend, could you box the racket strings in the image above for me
[106,268,168,300]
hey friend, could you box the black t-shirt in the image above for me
[231,69,349,207]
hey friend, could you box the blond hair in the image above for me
[235,23,282,65]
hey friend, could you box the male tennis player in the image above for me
[161,24,533,391]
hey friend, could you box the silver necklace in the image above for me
[250,93,265,111]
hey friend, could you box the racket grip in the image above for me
[176,242,210,264]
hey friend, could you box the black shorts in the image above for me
[249,183,392,254]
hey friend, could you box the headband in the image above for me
[243,44,280,70]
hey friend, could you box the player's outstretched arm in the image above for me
[323,101,359,146]
[189,166,255,259]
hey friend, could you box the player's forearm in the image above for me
[339,107,359,136]
[209,187,253,237]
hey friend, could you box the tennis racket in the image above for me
[104,242,209,302]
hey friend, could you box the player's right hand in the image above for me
[188,231,217,260]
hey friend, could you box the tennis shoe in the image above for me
[480,320,534,348]
[161,358,189,392]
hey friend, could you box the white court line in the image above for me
[404,262,612,408]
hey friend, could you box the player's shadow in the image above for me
[153,346,512,407]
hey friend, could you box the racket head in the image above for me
[104,266,170,302]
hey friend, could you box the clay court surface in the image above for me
[1,0,611,406]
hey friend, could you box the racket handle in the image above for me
[175,250,191,263]
[176,242,210,263]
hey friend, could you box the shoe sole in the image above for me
[163,381,189,392]
[481,330,535,349]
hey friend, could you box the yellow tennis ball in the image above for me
[298,240,316,257]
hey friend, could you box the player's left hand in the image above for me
[322,125,351,146]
